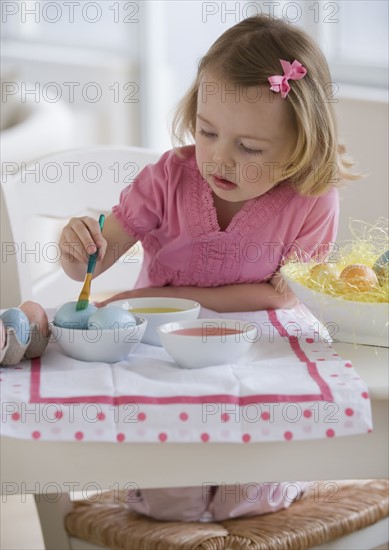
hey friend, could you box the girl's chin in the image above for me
[211,187,247,204]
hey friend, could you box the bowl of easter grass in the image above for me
[280,261,388,347]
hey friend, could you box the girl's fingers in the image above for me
[59,226,85,263]
[94,291,136,308]
[93,300,107,308]
[86,218,106,253]
[74,217,104,255]
[60,217,107,263]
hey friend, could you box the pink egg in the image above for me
[0,319,6,350]
[19,301,49,335]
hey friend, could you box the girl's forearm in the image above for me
[161,282,298,312]
[101,280,297,312]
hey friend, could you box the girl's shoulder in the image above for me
[287,183,339,209]
[263,181,338,213]
[168,145,197,170]
[149,145,198,179]
[133,146,200,204]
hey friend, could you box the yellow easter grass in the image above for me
[283,218,389,303]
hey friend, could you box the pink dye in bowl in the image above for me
[157,318,258,369]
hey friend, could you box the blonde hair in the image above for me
[172,15,360,196]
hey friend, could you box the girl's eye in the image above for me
[199,128,216,138]
[241,144,263,155]
[198,129,263,155]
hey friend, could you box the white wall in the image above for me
[1,1,387,307]
[1,41,140,147]
[335,91,388,241]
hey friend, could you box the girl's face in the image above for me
[195,74,297,203]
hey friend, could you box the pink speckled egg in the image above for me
[19,301,49,333]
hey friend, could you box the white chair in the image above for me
[0,145,160,309]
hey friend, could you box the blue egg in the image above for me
[1,308,30,344]
[373,250,389,272]
[373,250,389,282]
[87,306,137,330]
[54,302,97,329]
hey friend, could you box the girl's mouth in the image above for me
[213,175,237,191]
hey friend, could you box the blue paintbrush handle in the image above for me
[86,214,105,274]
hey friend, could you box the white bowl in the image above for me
[110,298,201,346]
[50,315,147,362]
[281,265,389,347]
[157,318,258,368]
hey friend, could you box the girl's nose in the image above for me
[212,143,235,169]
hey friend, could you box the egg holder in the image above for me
[0,322,51,366]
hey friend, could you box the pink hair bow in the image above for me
[268,59,307,98]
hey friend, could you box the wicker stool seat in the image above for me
[65,479,389,550]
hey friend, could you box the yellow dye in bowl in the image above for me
[129,307,184,314]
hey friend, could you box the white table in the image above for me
[2,340,387,487]
[1,341,388,549]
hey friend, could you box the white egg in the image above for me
[0,319,6,350]
[87,307,137,330]
[54,302,97,329]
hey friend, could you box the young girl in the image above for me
[59,15,357,521]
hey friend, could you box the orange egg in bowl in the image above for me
[339,264,378,291]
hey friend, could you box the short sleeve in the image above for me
[289,187,339,261]
[112,150,171,241]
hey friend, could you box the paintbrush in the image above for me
[75,214,105,311]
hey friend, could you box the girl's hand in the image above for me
[269,271,299,308]
[59,216,107,265]
[59,213,137,282]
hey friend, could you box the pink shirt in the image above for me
[112,146,339,288]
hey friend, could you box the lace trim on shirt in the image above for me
[182,160,297,238]
[178,162,297,284]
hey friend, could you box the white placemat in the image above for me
[0,307,372,443]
